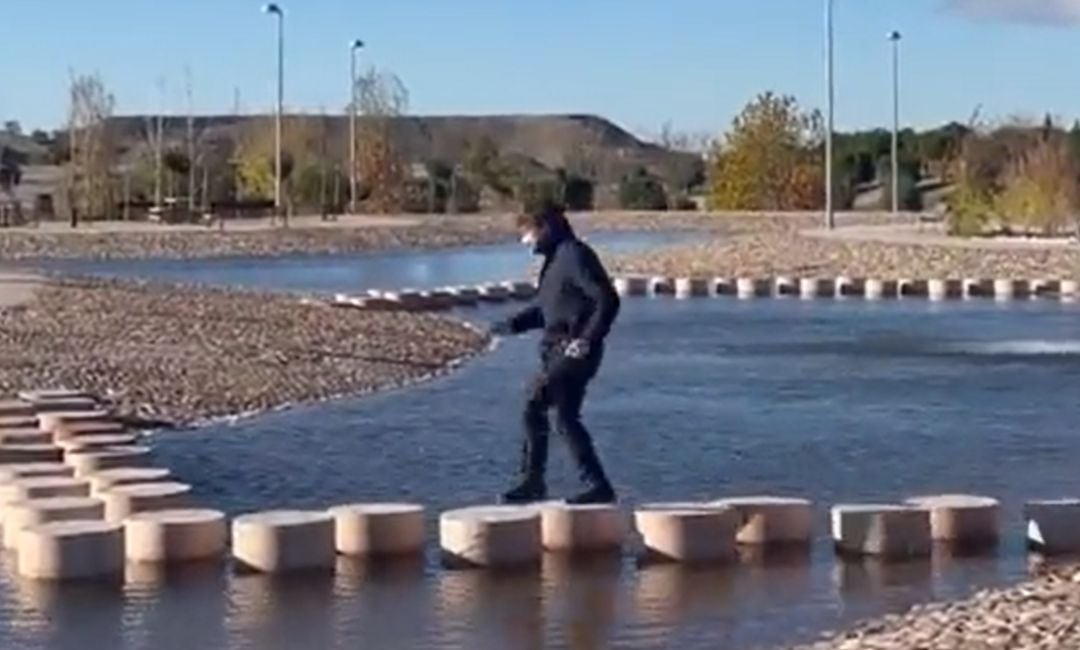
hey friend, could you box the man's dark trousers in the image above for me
[519,338,610,489]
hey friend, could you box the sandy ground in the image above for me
[0,271,46,308]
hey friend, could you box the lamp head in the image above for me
[888,30,902,41]
[263,3,282,16]
[351,39,365,50]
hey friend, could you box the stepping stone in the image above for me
[232,510,336,573]
[0,415,38,429]
[125,509,228,564]
[927,279,962,301]
[38,410,113,433]
[674,278,709,299]
[736,278,769,299]
[712,496,814,545]
[18,389,92,403]
[634,503,738,564]
[88,467,171,497]
[30,397,101,414]
[0,429,52,445]
[476,284,511,302]
[66,446,151,477]
[834,277,865,298]
[1060,280,1079,301]
[540,503,625,553]
[799,278,834,299]
[0,400,34,418]
[0,444,63,464]
[100,482,191,523]
[0,463,74,483]
[774,276,798,297]
[17,520,124,581]
[963,278,993,298]
[502,281,536,300]
[60,434,139,453]
[3,497,105,549]
[897,278,928,298]
[648,277,675,296]
[712,278,735,296]
[904,494,1000,547]
[831,504,931,559]
[0,477,89,506]
[52,420,126,441]
[439,505,542,569]
[1025,499,1080,554]
[329,503,425,557]
[614,277,649,297]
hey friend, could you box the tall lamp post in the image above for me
[824,0,835,230]
[263,3,284,224]
[888,30,902,216]
[349,39,365,215]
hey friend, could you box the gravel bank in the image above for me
[0,212,724,261]
[0,277,486,426]
[611,229,1080,279]
[791,565,1080,650]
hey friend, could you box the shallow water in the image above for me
[35,230,687,294]
[4,297,1080,649]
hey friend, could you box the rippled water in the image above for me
[8,242,1080,649]
[35,230,687,294]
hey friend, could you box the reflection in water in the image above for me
[123,561,229,650]
[633,563,737,647]
[435,567,544,650]
[542,553,621,650]
[8,574,124,650]
[228,570,335,650]
[833,556,933,611]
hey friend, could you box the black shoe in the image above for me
[566,483,616,505]
[501,479,548,504]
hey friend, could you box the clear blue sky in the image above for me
[3,0,1080,138]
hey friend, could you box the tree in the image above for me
[234,115,315,211]
[66,72,117,225]
[619,167,668,210]
[3,121,21,136]
[707,92,824,211]
[352,68,409,213]
[0,147,23,195]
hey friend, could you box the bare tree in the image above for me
[185,66,196,213]
[352,68,409,212]
[66,71,117,226]
[143,77,167,213]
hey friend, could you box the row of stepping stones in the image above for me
[617,276,1080,301]
[327,281,536,312]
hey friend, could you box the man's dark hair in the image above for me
[516,198,565,230]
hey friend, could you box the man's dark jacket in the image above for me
[503,214,620,351]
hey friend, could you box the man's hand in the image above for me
[564,338,590,359]
[489,321,513,337]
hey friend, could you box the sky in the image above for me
[3,0,1080,139]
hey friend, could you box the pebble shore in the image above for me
[791,565,1080,650]
[0,276,485,426]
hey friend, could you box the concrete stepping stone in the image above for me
[329,503,425,557]
[1060,280,1079,301]
[29,397,101,414]
[831,504,931,559]
[712,277,735,296]
[927,279,962,301]
[476,284,511,302]
[648,276,675,296]
[0,415,39,429]
[0,429,52,445]
[799,278,834,299]
[1025,499,1080,554]
[100,482,191,523]
[540,503,625,553]
[38,410,113,433]
[3,497,105,549]
[614,277,648,297]
[502,281,536,300]
[634,503,738,564]
[59,434,139,454]
[0,463,74,483]
[18,389,92,403]
[125,509,228,564]
[88,467,171,497]
[774,276,798,297]
[963,278,992,298]
[51,420,126,441]
[904,494,1001,547]
[17,520,123,581]
[0,477,90,506]
[834,276,864,298]
[674,278,709,299]
[712,496,814,545]
[439,505,542,569]
[0,444,63,464]
[66,446,151,477]
[0,400,34,418]
[232,510,336,573]
[736,278,769,299]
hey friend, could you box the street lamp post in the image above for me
[888,30,902,216]
[824,0,835,230]
[349,39,364,215]
[263,3,284,224]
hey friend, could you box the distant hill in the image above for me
[105,113,705,192]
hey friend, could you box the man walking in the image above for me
[491,201,621,505]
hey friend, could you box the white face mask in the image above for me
[520,230,538,247]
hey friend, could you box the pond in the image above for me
[4,295,1080,649]
[35,230,689,294]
